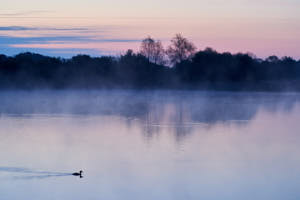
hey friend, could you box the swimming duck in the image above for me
[72,170,83,178]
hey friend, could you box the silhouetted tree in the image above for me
[166,34,196,66]
[140,36,165,65]
[0,35,300,90]
[266,55,279,63]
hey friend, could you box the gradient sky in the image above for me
[1,0,300,58]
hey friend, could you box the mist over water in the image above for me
[1,90,300,200]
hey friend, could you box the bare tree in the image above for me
[166,34,196,66]
[140,36,165,65]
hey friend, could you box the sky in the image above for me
[0,0,300,58]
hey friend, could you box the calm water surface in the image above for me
[0,90,300,200]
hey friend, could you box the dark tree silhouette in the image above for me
[0,34,300,91]
[166,34,196,66]
[140,36,165,65]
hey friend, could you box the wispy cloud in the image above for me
[0,26,38,31]
[0,34,140,57]
[0,35,139,44]
[0,10,52,17]
[0,26,89,31]
[0,24,140,57]
[0,35,91,44]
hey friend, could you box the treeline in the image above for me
[0,34,300,90]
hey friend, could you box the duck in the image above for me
[72,170,83,178]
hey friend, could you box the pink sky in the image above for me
[1,0,300,58]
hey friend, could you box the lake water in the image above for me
[0,90,300,200]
